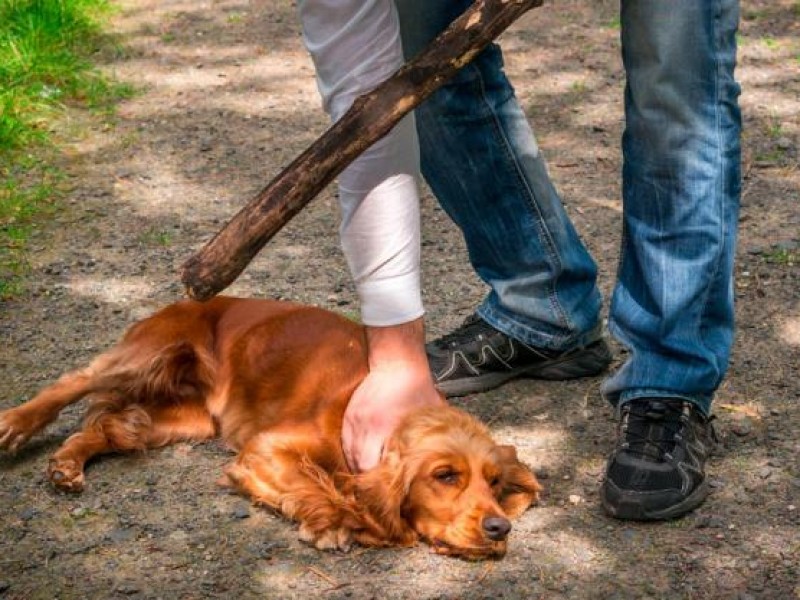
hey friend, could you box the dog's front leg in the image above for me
[221,432,357,552]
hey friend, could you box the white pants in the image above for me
[297,0,423,326]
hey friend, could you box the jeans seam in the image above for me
[466,62,573,337]
[696,0,726,370]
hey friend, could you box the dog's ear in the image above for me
[351,439,417,546]
[495,445,542,518]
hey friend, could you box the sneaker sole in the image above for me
[600,480,710,521]
[436,339,613,398]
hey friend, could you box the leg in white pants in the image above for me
[298,0,423,326]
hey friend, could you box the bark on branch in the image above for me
[181,0,543,300]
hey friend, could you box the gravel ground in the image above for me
[1,1,798,598]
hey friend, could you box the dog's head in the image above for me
[353,406,541,559]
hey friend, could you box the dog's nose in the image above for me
[482,516,512,541]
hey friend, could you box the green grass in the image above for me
[763,247,798,267]
[138,226,173,247]
[0,0,134,298]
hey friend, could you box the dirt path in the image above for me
[1,1,798,598]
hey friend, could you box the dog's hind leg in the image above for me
[2,337,215,455]
[47,395,151,492]
[0,350,131,453]
[47,397,216,492]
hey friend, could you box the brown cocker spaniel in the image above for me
[0,297,541,558]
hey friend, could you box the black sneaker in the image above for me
[601,398,718,521]
[426,314,612,397]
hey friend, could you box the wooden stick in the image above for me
[181,0,543,300]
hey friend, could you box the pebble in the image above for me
[730,421,753,437]
[70,507,90,518]
[106,527,137,543]
[232,504,251,519]
[774,240,798,251]
[693,514,726,529]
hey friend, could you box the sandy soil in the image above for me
[1,0,798,598]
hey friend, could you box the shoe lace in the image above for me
[430,314,490,349]
[619,400,690,462]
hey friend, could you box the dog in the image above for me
[0,297,541,558]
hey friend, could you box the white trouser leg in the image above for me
[298,0,423,326]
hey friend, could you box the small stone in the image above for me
[19,507,37,521]
[232,504,251,519]
[694,514,725,529]
[568,494,583,505]
[775,240,799,251]
[106,528,136,543]
[730,421,752,437]
[693,514,712,529]
[0,581,10,593]
[116,583,140,595]
[758,467,773,479]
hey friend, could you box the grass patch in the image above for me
[138,226,174,247]
[0,0,134,298]
[763,248,798,267]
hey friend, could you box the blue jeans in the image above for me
[396,0,741,414]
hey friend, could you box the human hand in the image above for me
[342,363,444,472]
[342,318,445,472]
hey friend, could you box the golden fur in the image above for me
[0,297,540,558]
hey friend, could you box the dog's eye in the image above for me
[489,475,501,487]
[433,469,460,485]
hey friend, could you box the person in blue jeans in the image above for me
[299,0,741,521]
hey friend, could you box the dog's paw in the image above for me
[47,458,85,493]
[0,409,38,453]
[298,523,353,552]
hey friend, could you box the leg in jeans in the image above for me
[602,0,742,414]
[600,0,741,520]
[395,0,602,351]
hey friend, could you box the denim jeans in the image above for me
[396,0,741,414]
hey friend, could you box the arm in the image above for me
[343,318,445,472]
[299,0,443,470]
